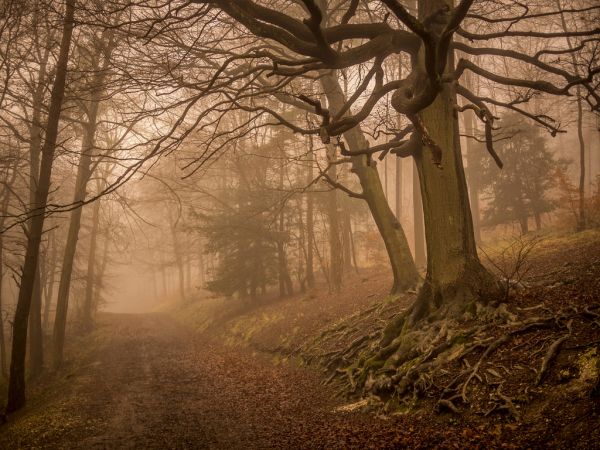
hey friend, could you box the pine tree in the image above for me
[481,113,563,234]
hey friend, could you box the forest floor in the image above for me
[0,229,599,449]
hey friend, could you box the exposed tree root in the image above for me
[315,298,600,417]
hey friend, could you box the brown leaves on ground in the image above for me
[0,230,598,448]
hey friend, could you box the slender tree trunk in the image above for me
[0,234,6,378]
[0,160,17,379]
[297,200,307,292]
[326,144,343,292]
[6,0,75,413]
[43,230,57,330]
[93,230,110,313]
[171,224,185,300]
[277,157,294,297]
[575,91,586,231]
[82,194,100,331]
[198,249,205,288]
[463,90,482,244]
[519,215,529,235]
[341,198,353,273]
[321,73,419,293]
[28,270,43,377]
[26,41,51,381]
[53,91,102,368]
[557,0,586,230]
[306,137,315,288]
[534,212,542,231]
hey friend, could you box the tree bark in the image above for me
[325,144,343,292]
[409,0,498,321]
[306,137,315,288]
[28,270,44,377]
[0,233,6,379]
[25,35,51,380]
[463,89,482,244]
[556,0,586,230]
[82,190,100,331]
[321,73,419,294]
[93,228,110,313]
[42,230,57,330]
[575,91,586,231]
[277,153,294,297]
[341,197,354,273]
[395,158,402,221]
[0,158,18,378]
[6,0,75,414]
[53,81,103,368]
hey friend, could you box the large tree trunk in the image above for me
[321,73,419,294]
[409,1,498,321]
[6,0,75,414]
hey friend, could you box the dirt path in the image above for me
[0,313,503,449]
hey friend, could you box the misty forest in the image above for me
[0,0,599,448]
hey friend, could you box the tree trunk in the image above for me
[411,63,498,324]
[534,212,542,231]
[519,215,529,235]
[42,230,57,330]
[326,144,343,293]
[575,91,586,231]
[6,0,75,413]
[0,234,6,378]
[395,158,403,220]
[341,198,354,273]
[25,36,51,381]
[171,223,185,300]
[463,88,482,244]
[556,0,586,230]
[82,192,100,331]
[28,269,44,377]
[321,73,419,293]
[53,86,102,368]
[93,229,110,313]
[306,137,315,289]
[277,171,294,297]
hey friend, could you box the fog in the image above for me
[0,0,599,447]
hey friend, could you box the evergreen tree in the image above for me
[481,113,563,234]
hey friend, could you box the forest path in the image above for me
[74,312,343,449]
[1,312,454,449]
